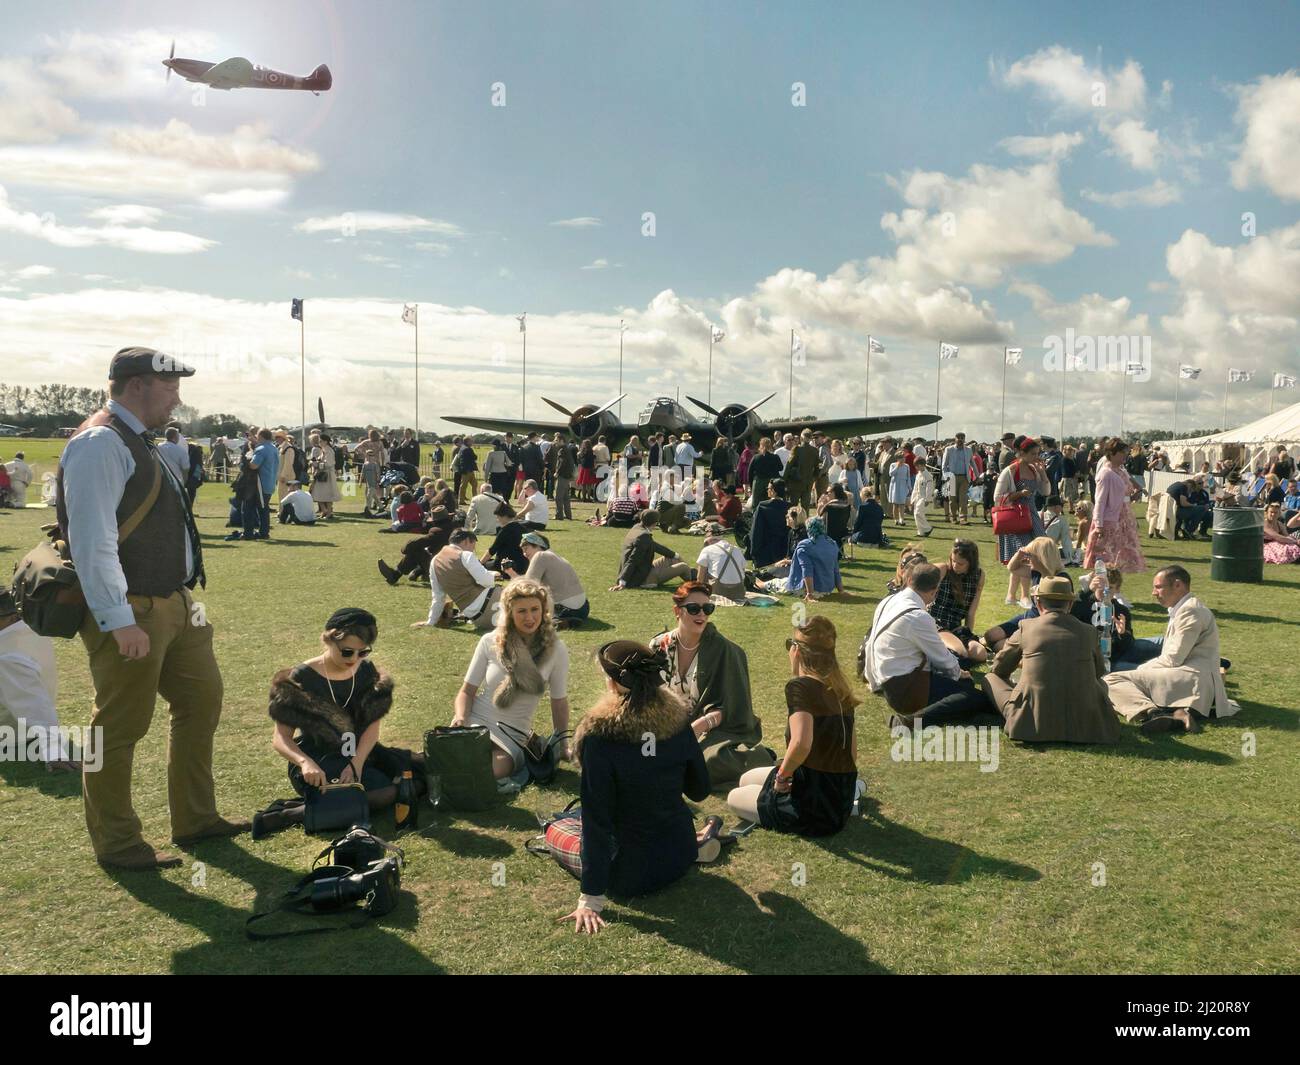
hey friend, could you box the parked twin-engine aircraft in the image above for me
[442,394,937,452]
[162,41,332,93]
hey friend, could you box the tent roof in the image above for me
[1155,399,1300,450]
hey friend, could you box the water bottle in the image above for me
[1093,559,1112,670]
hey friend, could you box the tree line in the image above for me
[0,381,246,438]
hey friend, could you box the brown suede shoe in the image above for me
[98,843,183,871]
[1141,708,1201,736]
[173,817,252,846]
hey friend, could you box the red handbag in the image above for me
[991,498,1033,536]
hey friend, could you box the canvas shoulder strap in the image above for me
[102,419,163,544]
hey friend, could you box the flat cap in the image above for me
[108,346,196,381]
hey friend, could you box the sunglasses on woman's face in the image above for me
[680,602,715,616]
[338,646,372,660]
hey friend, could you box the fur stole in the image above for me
[267,666,394,746]
[574,688,693,761]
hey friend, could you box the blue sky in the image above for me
[2,1,1298,436]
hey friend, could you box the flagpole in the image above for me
[1001,347,1009,438]
[708,328,713,407]
[865,335,871,418]
[1120,368,1128,437]
[299,315,306,450]
[618,320,624,420]
[1174,368,1182,437]
[1059,358,1066,441]
[1223,377,1229,431]
[789,329,794,418]
[1270,382,1276,416]
[935,342,942,450]
[521,322,527,419]
[413,309,419,441]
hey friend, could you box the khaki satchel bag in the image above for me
[11,457,162,638]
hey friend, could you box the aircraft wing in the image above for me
[442,415,571,438]
[205,56,254,88]
[764,413,939,440]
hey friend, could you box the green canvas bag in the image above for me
[423,725,508,812]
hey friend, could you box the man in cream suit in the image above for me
[1104,565,1238,735]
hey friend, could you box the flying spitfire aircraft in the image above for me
[162,41,332,93]
[443,393,937,452]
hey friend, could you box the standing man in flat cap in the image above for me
[58,347,248,870]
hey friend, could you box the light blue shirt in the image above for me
[60,400,195,632]
[942,445,973,477]
[250,440,280,496]
[788,534,841,594]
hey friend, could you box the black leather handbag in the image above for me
[302,762,370,833]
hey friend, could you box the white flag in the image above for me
[1124,362,1144,376]
[791,332,804,355]
[402,303,417,325]
[516,313,527,333]
[1005,347,1023,365]
[1228,368,1253,383]
[939,342,959,360]
[869,337,885,355]
[711,325,726,343]
[1179,365,1200,380]
[1274,372,1296,389]
[1065,352,1083,371]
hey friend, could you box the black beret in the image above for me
[325,607,377,633]
[108,346,197,381]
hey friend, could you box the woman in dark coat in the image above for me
[556,640,720,934]
[748,478,791,567]
[253,608,423,838]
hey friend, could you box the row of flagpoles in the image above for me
[292,296,1298,441]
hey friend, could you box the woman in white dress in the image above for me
[309,432,342,519]
[451,578,571,781]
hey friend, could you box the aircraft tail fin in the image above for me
[308,64,333,90]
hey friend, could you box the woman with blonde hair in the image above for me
[451,578,571,781]
[983,535,1068,651]
[726,617,860,837]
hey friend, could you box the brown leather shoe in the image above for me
[98,843,184,870]
[1141,708,1200,736]
[173,817,252,846]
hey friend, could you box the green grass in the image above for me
[1,441,1297,973]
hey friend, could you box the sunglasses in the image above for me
[338,646,372,660]
[680,602,715,616]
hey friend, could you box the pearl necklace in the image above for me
[675,629,701,652]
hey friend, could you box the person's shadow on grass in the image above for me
[618,874,891,973]
[814,798,1041,886]
[423,802,549,860]
[0,760,83,800]
[106,836,442,974]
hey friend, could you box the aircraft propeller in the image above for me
[541,394,627,439]
[687,392,778,441]
[165,39,175,81]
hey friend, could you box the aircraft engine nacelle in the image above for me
[715,403,762,443]
[569,404,621,441]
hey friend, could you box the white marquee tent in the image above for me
[1155,400,1300,470]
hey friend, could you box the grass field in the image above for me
[1,439,1297,974]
